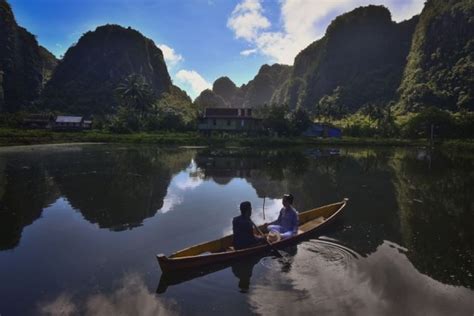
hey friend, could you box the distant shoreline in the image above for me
[0,128,472,151]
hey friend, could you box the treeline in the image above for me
[342,107,474,139]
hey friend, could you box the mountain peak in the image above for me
[42,24,171,114]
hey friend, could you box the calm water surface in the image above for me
[0,144,473,315]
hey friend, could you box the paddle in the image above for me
[250,219,284,258]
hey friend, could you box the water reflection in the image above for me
[392,149,474,289]
[248,241,474,316]
[0,155,60,249]
[45,147,194,230]
[39,274,177,316]
[0,144,473,315]
[158,160,204,214]
[0,146,195,248]
[231,256,261,293]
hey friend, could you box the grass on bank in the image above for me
[3,127,471,149]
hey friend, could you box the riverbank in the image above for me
[0,128,472,150]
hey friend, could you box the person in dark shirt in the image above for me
[232,201,263,250]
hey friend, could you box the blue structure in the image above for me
[303,123,342,138]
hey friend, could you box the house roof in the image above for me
[204,108,253,118]
[199,116,260,120]
[56,116,83,123]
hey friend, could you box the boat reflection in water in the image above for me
[231,246,297,293]
[157,238,354,294]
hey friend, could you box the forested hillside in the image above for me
[273,5,418,117]
[42,24,173,115]
[397,0,474,112]
[0,0,57,112]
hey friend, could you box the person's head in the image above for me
[240,201,252,217]
[282,194,294,207]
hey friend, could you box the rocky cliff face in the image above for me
[42,24,172,115]
[397,0,474,112]
[195,64,291,109]
[0,0,57,112]
[242,64,291,107]
[274,5,418,113]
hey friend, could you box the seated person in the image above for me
[266,194,298,239]
[233,201,263,250]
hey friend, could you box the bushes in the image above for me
[258,104,311,136]
[401,107,455,138]
[107,75,197,133]
[107,106,141,133]
[0,112,28,128]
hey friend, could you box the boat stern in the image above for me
[156,254,170,273]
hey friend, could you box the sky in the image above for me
[9,0,424,99]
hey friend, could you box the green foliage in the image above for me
[453,112,474,139]
[259,104,290,136]
[151,89,197,131]
[401,107,455,138]
[108,106,141,133]
[316,86,348,119]
[0,111,28,128]
[115,74,154,116]
[288,107,312,136]
[287,5,418,113]
[0,1,57,112]
[41,24,172,115]
[397,0,474,112]
[108,82,196,133]
[257,104,312,136]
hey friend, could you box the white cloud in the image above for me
[175,69,212,98]
[157,44,183,67]
[240,48,258,56]
[228,0,424,65]
[227,0,271,41]
[388,0,425,22]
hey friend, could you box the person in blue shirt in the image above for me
[266,194,298,239]
[232,201,264,250]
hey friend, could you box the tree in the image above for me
[260,104,291,136]
[402,107,455,138]
[116,74,155,117]
[316,86,347,119]
[149,88,197,131]
[288,107,312,136]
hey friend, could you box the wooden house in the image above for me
[198,108,261,133]
[53,116,84,131]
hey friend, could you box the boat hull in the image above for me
[157,199,347,273]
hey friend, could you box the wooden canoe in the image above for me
[156,198,348,273]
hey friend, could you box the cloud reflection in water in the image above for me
[39,274,177,316]
[248,241,474,316]
[158,160,203,214]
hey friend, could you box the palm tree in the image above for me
[116,74,154,117]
